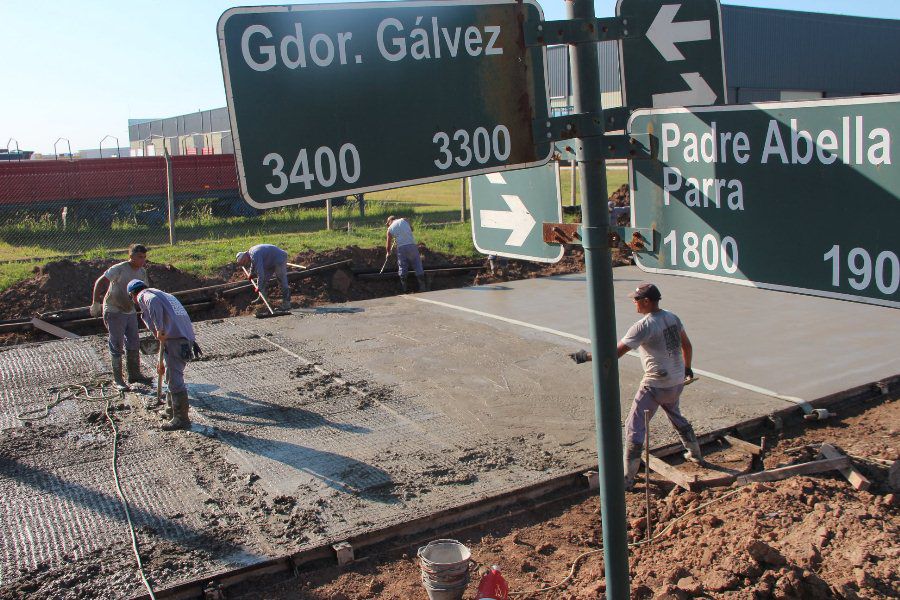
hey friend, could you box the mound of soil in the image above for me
[0,259,215,322]
[227,397,899,600]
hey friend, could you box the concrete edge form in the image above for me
[131,373,898,600]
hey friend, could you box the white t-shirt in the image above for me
[620,309,685,388]
[388,218,416,247]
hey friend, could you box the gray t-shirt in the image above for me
[103,261,148,314]
[388,218,416,247]
[620,309,685,388]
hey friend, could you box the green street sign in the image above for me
[217,0,552,208]
[470,163,563,263]
[616,0,726,109]
[628,95,900,308]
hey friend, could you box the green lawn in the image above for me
[0,167,628,290]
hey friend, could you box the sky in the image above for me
[1,0,898,154]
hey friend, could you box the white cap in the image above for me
[236,251,249,262]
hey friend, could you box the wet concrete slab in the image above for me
[3,268,894,596]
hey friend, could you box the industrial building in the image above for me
[129,5,900,155]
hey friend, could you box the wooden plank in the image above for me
[723,435,763,456]
[819,443,872,491]
[735,456,850,486]
[286,262,307,269]
[647,455,699,491]
[30,318,81,339]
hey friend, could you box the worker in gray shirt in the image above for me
[385,215,427,292]
[236,244,292,311]
[128,279,200,431]
[617,283,700,490]
[89,243,153,391]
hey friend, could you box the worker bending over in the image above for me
[617,283,700,489]
[385,215,427,292]
[128,279,200,431]
[236,244,292,311]
[89,243,153,391]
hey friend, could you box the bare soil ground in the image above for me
[0,244,625,347]
[226,396,899,600]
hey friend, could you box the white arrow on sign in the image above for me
[647,3,712,62]
[651,72,717,108]
[480,194,536,247]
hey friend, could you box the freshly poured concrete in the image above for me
[2,268,896,595]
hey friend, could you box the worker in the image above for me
[608,200,629,228]
[89,243,153,391]
[617,283,700,490]
[235,244,292,311]
[385,215,427,292]
[127,279,200,431]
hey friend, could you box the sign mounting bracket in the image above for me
[524,16,636,46]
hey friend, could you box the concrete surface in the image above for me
[2,267,896,595]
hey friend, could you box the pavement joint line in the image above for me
[230,319,452,449]
[407,295,812,409]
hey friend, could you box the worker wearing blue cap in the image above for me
[128,279,200,431]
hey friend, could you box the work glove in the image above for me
[569,349,591,364]
[685,367,694,380]
[89,301,102,318]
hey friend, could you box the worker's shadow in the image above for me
[187,384,370,435]
[201,428,400,504]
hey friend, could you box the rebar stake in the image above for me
[643,409,652,543]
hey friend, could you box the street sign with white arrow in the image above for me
[616,0,726,110]
[470,163,563,263]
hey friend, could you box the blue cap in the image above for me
[127,279,148,295]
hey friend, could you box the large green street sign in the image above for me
[616,0,726,110]
[470,163,563,263]
[628,95,900,308]
[218,0,551,208]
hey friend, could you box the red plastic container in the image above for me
[475,565,508,600]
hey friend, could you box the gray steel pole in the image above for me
[566,0,629,597]
[164,147,176,245]
[570,158,577,206]
[460,178,467,222]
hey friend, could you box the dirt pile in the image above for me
[0,259,214,321]
[227,397,899,600]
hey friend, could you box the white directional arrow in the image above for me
[651,72,717,108]
[480,194,536,247]
[647,3,712,62]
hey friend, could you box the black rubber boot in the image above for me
[110,354,130,392]
[161,391,191,431]
[126,350,153,385]
[399,276,408,293]
[416,274,429,292]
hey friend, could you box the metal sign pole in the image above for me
[566,0,629,597]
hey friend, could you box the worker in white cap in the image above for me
[236,244,292,311]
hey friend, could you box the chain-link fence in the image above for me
[0,154,427,266]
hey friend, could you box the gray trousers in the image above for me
[624,383,690,445]
[103,311,140,357]
[397,244,424,278]
[164,337,191,394]
[261,263,291,302]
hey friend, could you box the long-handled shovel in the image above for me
[156,343,165,407]
[242,266,275,315]
[379,241,395,274]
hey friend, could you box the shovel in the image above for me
[155,343,165,408]
[242,266,275,315]
[379,241,395,274]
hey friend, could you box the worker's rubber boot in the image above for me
[416,274,429,292]
[677,425,703,463]
[155,392,172,418]
[624,442,643,491]
[161,391,191,431]
[280,292,292,311]
[110,354,130,392]
[126,350,153,385]
[399,276,408,293]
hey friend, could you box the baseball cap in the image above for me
[629,283,661,301]
[235,251,249,263]
[127,279,148,295]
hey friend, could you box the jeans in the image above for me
[397,244,424,279]
[103,311,140,357]
[624,383,689,445]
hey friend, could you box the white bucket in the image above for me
[418,539,471,599]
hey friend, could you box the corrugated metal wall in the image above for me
[723,6,900,98]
